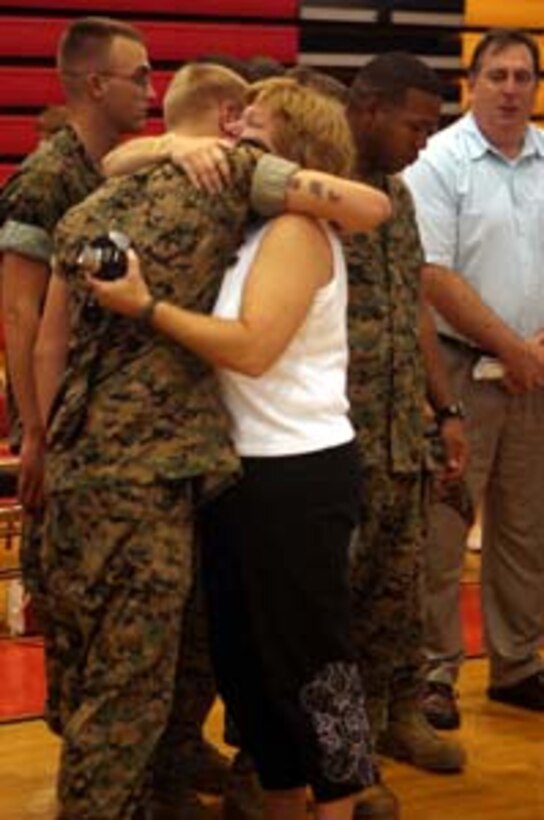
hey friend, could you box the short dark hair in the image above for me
[469,28,540,77]
[348,51,443,109]
[246,55,286,82]
[57,16,144,75]
[196,53,252,81]
[287,66,348,105]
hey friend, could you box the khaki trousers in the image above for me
[425,340,544,688]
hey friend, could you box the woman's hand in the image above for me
[86,249,151,318]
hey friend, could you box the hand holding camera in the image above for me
[84,236,155,321]
[77,230,131,281]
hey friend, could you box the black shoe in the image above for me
[420,681,461,730]
[488,671,544,711]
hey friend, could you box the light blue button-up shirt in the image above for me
[404,112,544,338]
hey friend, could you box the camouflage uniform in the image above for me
[0,125,102,451]
[45,147,293,819]
[0,126,223,800]
[346,172,426,736]
[0,123,102,678]
[0,125,102,263]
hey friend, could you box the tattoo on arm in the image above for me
[288,176,342,205]
[309,180,324,199]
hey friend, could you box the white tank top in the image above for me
[213,219,354,457]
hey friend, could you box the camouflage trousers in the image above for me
[349,468,424,739]
[151,543,217,796]
[32,480,210,819]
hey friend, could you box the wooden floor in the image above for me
[0,658,543,819]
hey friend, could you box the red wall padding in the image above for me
[0,67,173,108]
[0,115,164,157]
[0,17,298,62]
[0,164,17,186]
[7,0,298,17]
[0,68,65,108]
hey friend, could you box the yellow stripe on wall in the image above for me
[465,0,544,29]
[461,31,544,68]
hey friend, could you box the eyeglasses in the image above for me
[62,66,153,89]
[97,66,153,89]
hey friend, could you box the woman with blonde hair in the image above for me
[91,78,390,820]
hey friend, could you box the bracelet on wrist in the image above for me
[137,296,160,324]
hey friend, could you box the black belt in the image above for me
[438,334,492,358]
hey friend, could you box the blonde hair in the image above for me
[247,77,355,177]
[163,62,248,129]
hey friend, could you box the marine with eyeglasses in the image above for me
[0,16,155,513]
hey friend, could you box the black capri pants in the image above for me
[199,440,376,803]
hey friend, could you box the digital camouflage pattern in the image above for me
[44,482,195,819]
[48,146,271,496]
[346,172,425,475]
[345,173,426,736]
[0,124,102,595]
[43,146,291,817]
[151,544,219,798]
[0,125,102,451]
[0,125,102,262]
[349,469,424,737]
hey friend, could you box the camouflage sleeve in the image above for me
[0,164,65,262]
[0,219,52,262]
[227,145,299,217]
[250,153,300,216]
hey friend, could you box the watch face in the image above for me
[451,402,466,419]
[437,402,465,423]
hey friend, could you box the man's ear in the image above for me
[218,100,241,136]
[86,71,107,101]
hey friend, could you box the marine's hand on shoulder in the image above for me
[86,250,151,319]
[169,136,233,193]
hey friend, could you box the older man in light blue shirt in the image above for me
[404,27,544,730]
[407,111,544,341]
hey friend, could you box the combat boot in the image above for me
[223,750,264,820]
[377,700,466,773]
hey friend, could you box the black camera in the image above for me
[77,230,130,281]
